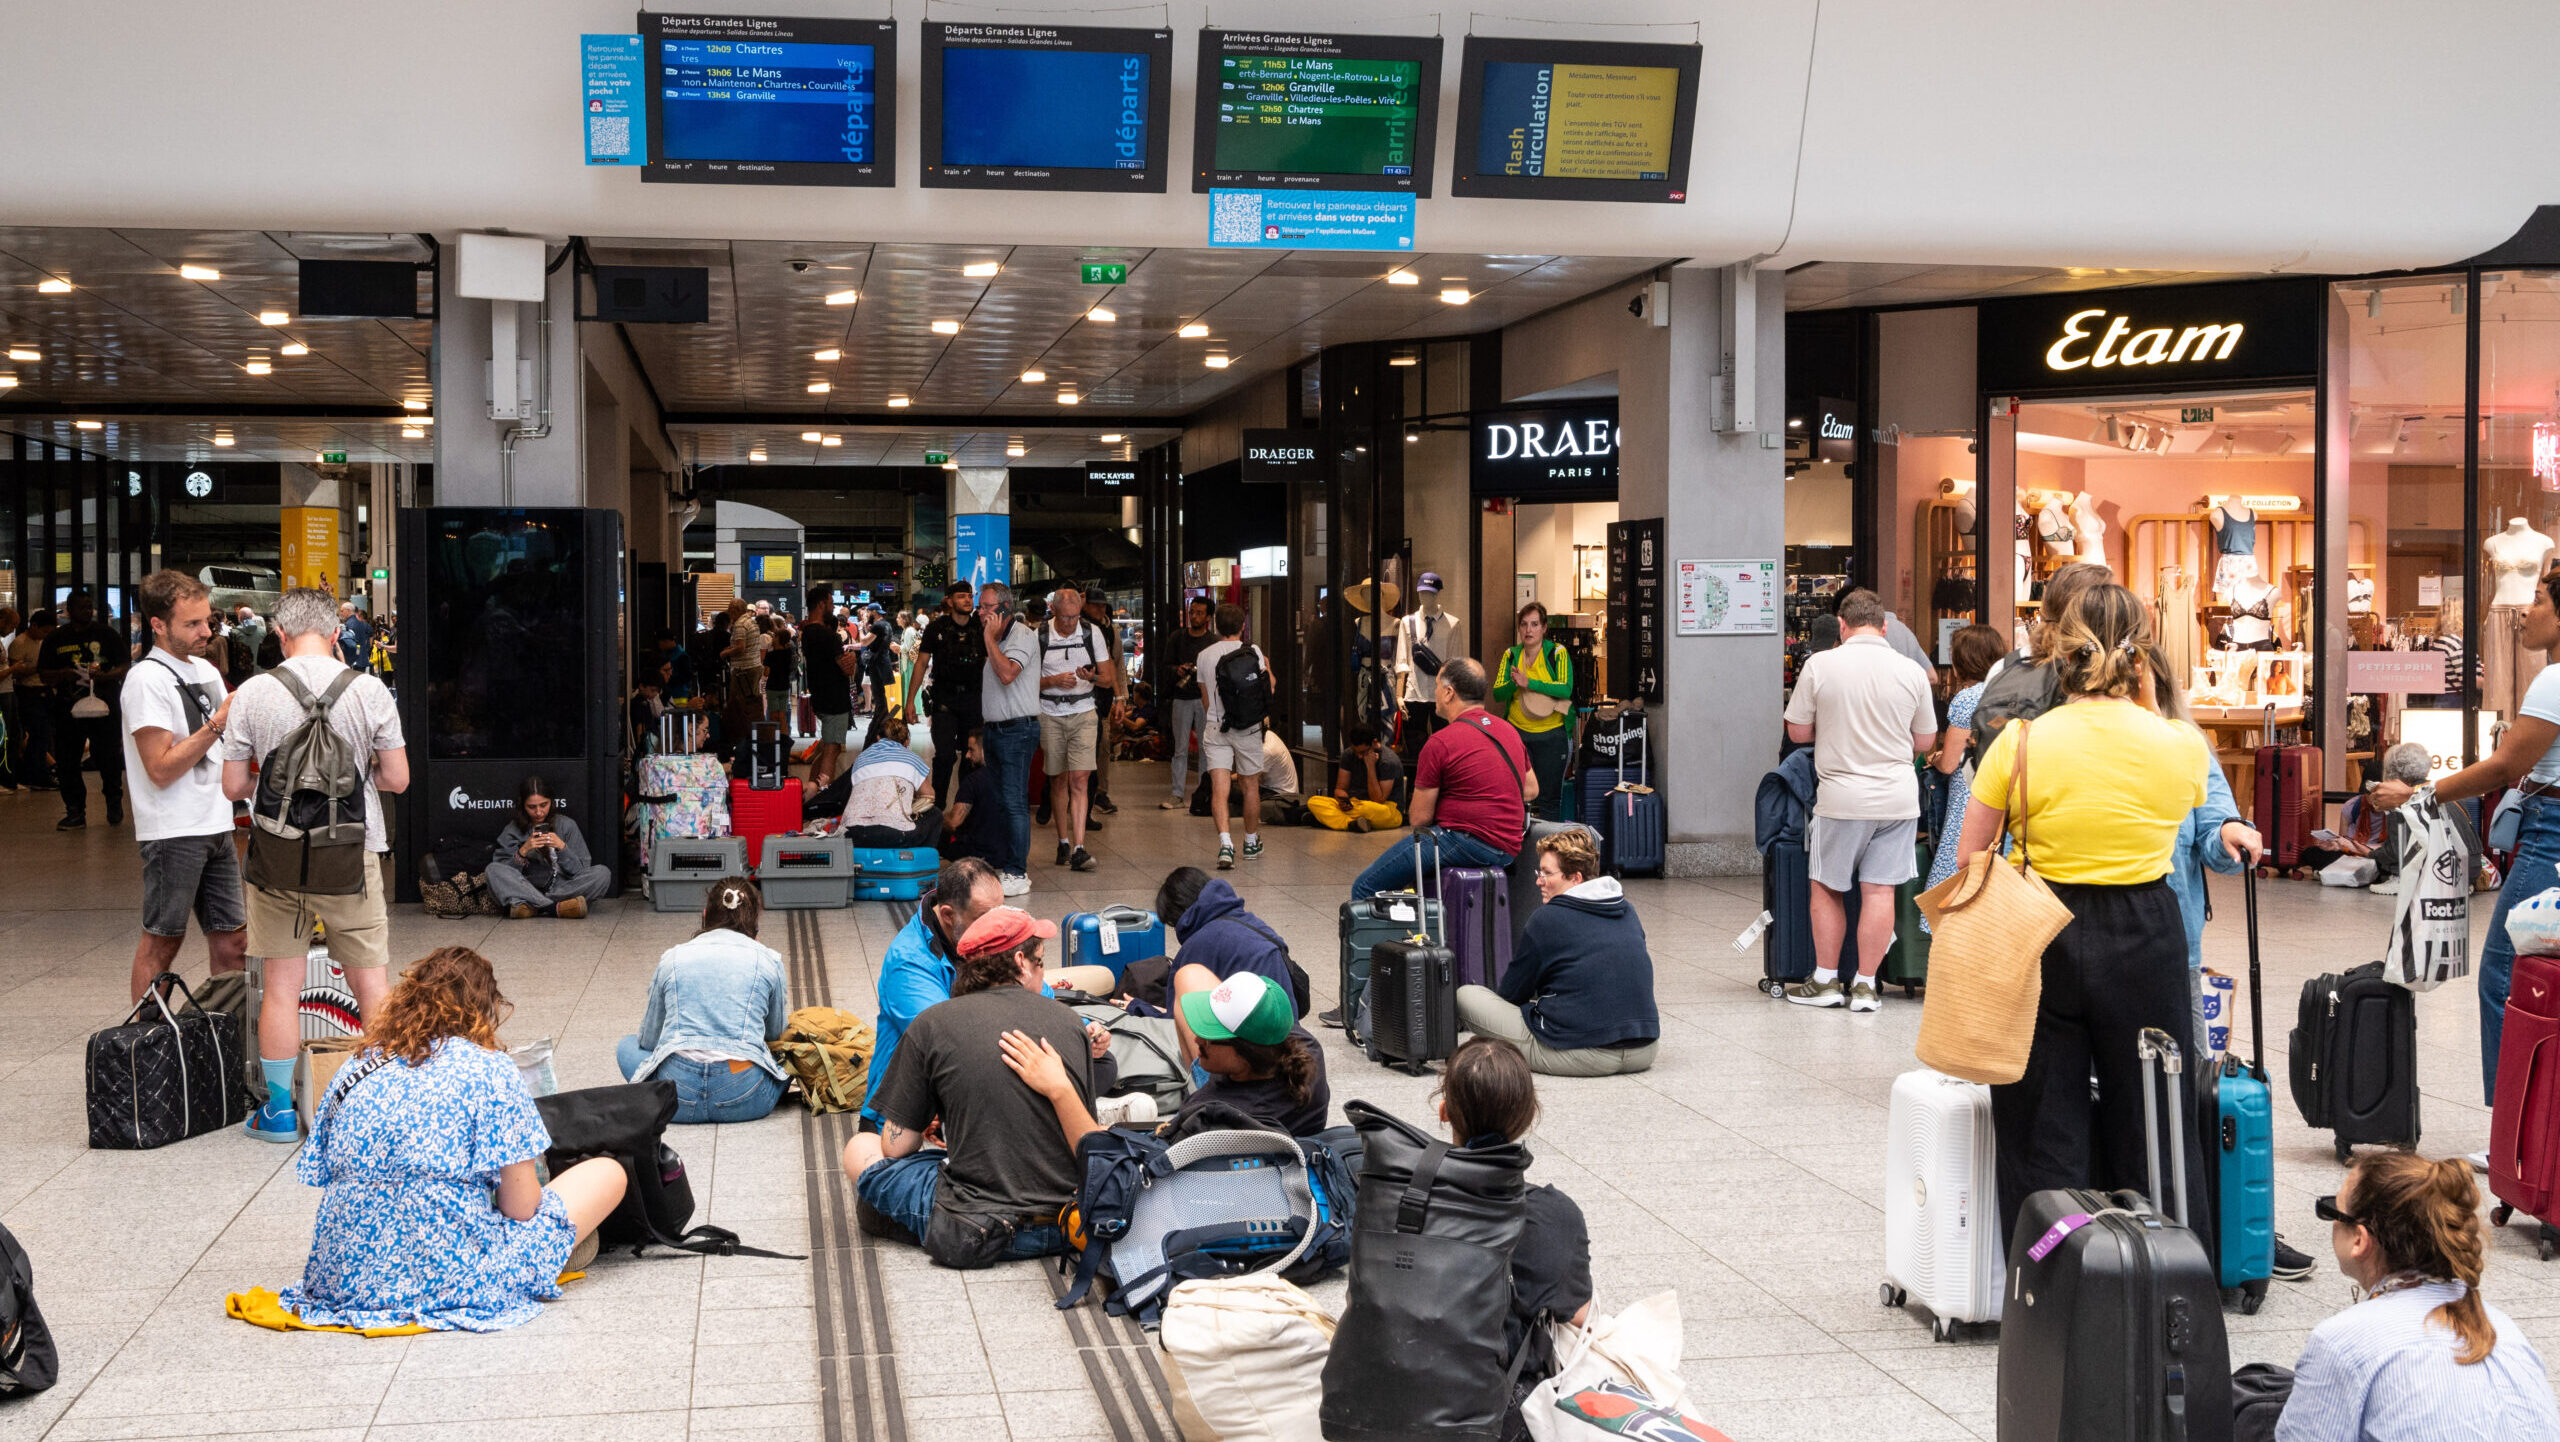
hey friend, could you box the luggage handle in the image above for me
[2504,1037,2549,1185]
[1411,833,1445,947]
[2137,1028,2191,1229]
[2241,867,2266,1083]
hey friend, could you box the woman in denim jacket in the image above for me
[616,877,793,1123]
[2152,662,2262,1051]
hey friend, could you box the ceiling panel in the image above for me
[1785,261,2266,310]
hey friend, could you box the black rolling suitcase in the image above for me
[2288,959,2420,1165]
[1998,1027,2232,1442]
[1365,838,1459,1075]
[1338,889,1439,1049]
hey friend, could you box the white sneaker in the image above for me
[1849,980,1882,1013]
[1094,1093,1159,1128]
[2470,1150,2491,1173]
[2369,876,2401,895]
[1001,871,1031,897]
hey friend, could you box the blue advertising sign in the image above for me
[582,34,648,165]
[952,513,1012,593]
[1207,188,1416,250]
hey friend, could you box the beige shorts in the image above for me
[246,858,390,970]
[1202,725,1267,776]
[1040,708,1100,775]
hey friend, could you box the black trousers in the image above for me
[1401,700,1440,763]
[927,710,972,808]
[1990,877,2212,1263]
[54,713,123,818]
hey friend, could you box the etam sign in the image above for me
[1472,404,1620,497]
[1978,279,2320,394]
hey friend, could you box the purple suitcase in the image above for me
[1441,866,1513,991]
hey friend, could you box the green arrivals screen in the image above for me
[1214,55,1420,177]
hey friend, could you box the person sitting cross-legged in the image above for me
[1457,828,1659,1076]
[486,774,613,919]
[1306,721,1405,833]
[616,876,791,1124]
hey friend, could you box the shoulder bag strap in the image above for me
[1461,714,1524,794]
[2006,720,2033,872]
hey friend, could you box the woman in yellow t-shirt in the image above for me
[1493,602,1575,821]
[1955,582,2214,1242]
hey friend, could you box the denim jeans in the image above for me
[982,715,1039,876]
[1351,824,1515,900]
[1167,698,1207,799]
[856,1150,1071,1262]
[2478,795,2560,1106]
[616,1035,787,1124]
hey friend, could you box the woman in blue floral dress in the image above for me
[286,947,626,1332]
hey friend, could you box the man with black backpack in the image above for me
[1196,603,1270,872]
[220,587,409,1144]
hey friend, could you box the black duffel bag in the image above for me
[1320,1100,1530,1442]
[535,1082,802,1260]
[86,972,249,1149]
[0,1222,57,1395]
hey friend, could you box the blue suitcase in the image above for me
[2206,869,2276,1313]
[1578,766,1620,849]
[852,845,938,902]
[1063,906,1166,979]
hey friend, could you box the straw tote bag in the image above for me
[1913,720,2073,1085]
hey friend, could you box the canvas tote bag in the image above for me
[1914,719,2072,1085]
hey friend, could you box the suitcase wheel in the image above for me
[1878,1283,1907,1310]
[2234,1281,2267,1316]
[1930,1318,1961,1344]
[2540,1224,2560,1262]
[2495,1204,2514,1227]
[2336,1138,2355,1166]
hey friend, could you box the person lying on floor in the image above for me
[842,907,1108,1268]
[617,876,791,1124]
[1456,828,1659,1077]
[1003,969,1332,1140]
[486,774,612,919]
[286,946,626,1332]
[802,712,944,848]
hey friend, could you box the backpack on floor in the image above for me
[0,1222,57,1395]
[244,666,370,897]
[1054,1124,1320,1326]
[769,1006,875,1115]
[535,1082,803,1260]
[1072,1004,1197,1110]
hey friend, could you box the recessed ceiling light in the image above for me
[941,459,958,471]
[1385,271,1418,286]
[813,348,841,361]
[1006,444,1026,458]
[1177,323,1210,338]
[257,310,290,325]
[1058,392,1082,406]
[1439,289,1471,305]
[820,435,842,446]
[887,396,910,408]
[807,381,831,394]
[280,343,308,356]
[963,261,1001,278]
[824,288,859,306]
[212,435,235,447]
[6,347,36,362]
[0,376,15,389]
[1100,433,1124,443]
[245,361,273,374]
[37,279,71,294]
[1021,369,1047,384]
[180,265,220,281]
[930,320,961,336]
[1087,307,1116,323]
[1388,353,1417,367]
[75,420,102,430]
[750,449,769,463]
[403,398,429,411]
[401,427,424,439]
[1205,356,1232,369]
[1406,431,1419,443]
[801,431,823,442]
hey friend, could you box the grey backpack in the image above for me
[1073,1004,1195,1110]
[245,667,370,896]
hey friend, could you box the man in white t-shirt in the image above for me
[120,570,244,1003]
[1779,588,1937,1013]
[1036,580,1113,874]
[1196,603,1270,871]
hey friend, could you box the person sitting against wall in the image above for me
[285,946,628,1332]
[1306,721,1406,833]
[616,876,793,1124]
[804,712,943,848]
[486,775,613,920]
[1456,828,1659,1076]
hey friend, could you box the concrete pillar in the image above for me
[430,253,586,507]
[1628,264,1788,875]
[951,466,1012,594]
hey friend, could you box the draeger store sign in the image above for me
[1977,278,2322,395]
[1472,404,1620,499]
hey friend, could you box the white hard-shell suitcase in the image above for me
[1880,1068,2003,1340]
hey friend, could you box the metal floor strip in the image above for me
[1045,1247,1179,1442]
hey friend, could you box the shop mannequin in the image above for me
[2070,491,2106,566]
[2208,500,2258,597]
[1395,574,1462,754]
[2014,498,2035,592]
[2218,569,2277,650]
[1941,477,1977,535]
[2485,517,2556,607]
[2034,491,2078,561]
[2481,519,2556,719]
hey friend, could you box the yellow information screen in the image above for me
[1477,61,1678,181]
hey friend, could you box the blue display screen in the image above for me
[658,37,879,163]
[940,48,1151,170]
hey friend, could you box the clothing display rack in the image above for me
[1913,496,1977,644]
[2123,506,2321,663]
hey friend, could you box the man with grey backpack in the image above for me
[219,587,408,1143]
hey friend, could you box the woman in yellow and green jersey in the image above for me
[1493,601,1574,821]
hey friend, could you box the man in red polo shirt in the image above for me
[1351,657,1533,900]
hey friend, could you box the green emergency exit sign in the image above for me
[924,451,952,466]
[321,451,347,464]
[1079,263,1127,285]
[2179,407,2214,424]
[371,568,388,580]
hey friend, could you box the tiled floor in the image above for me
[2,761,2554,1442]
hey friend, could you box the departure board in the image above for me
[642,12,897,187]
[922,23,1173,192]
[1451,37,1700,203]
[1192,31,1442,195]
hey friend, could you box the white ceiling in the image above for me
[1786,262,2263,311]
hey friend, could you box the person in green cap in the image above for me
[999,969,1331,1141]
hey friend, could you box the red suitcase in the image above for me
[2491,953,2560,1248]
[728,779,804,878]
[2252,742,2320,872]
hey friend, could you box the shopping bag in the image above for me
[2507,887,2560,958]
[1524,1294,1726,1442]
[1914,723,2069,1085]
[2385,790,2471,991]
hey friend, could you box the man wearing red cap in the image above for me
[842,906,1100,1268]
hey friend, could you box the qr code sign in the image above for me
[589,115,631,158]
[1210,191,1265,245]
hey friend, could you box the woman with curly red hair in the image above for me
[284,947,626,1331]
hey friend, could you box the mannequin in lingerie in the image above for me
[2218,564,2278,651]
[2481,517,2557,718]
[2015,499,2035,593]
[2208,500,2258,597]
[2035,492,2078,561]
[2070,491,2107,567]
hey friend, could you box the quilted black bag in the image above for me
[86,972,248,1149]
[0,1221,55,1395]
[535,1082,802,1260]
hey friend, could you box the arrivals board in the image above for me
[923,23,1173,192]
[1192,30,1441,194]
[642,12,896,187]
[1451,37,1700,203]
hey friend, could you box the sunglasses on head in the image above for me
[2315,1195,2363,1229]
